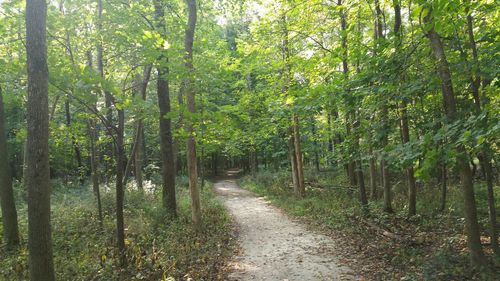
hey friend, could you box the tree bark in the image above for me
[374,0,392,213]
[134,66,152,191]
[381,157,393,213]
[0,86,20,249]
[424,9,486,266]
[393,0,416,216]
[280,8,304,196]
[311,117,320,172]
[293,115,305,196]
[184,0,201,232]
[154,0,177,216]
[338,0,356,187]
[85,50,104,227]
[288,129,299,192]
[97,0,113,182]
[115,109,126,266]
[353,112,368,208]
[465,9,498,256]
[368,133,378,198]
[345,117,357,187]
[25,0,55,279]
[440,163,447,212]
[157,67,177,216]
[88,120,103,226]
[135,125,144,189]
[327,112,334,157]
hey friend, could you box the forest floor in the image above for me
[0,178,236,281]
[215,172,358,281]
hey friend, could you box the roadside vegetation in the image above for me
[0,178,235,281]
[241,169,500,280]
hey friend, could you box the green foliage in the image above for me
[1,0,500,277]
[0,178,234,281]
[241,170,362,231]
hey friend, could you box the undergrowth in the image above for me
[240,169,500,281]
[0,177,234,281]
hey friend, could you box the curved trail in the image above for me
[215,178,357,281]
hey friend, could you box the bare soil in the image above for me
[215,178,358,281]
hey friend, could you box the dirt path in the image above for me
[215,178,357,281]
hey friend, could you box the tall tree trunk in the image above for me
[311,117,320,172]
[123,125,142,187]
[22,140,28,185]
[345,116,357,186]
[200,92,206,188]
[293,115,305,196]
[288,130,299,192]
[339,1,355,186]
[368,133,378,198]
[0,86,20,249]
[86,50,103,226]
[424,9,486,267]
[135,125,144,190]
[25,0,55,279]
[327,112,334,160]
[374,0,393,213]
[465,9,499,256]
[352,112,368,208]
[184,0,201,232]
[280,7,304,196]
[381,157,392,213]
[115,109,126,266]
[134,66,152,191]
[97,0,113,182]
[154,1,176,216]
[393,0,416,216]
[401,104,417,216]
[174,82,186,175]
[157,68,177,216]
[88,120,103,226]
[440,163,447,212]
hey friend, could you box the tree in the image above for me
[463,3,498,256]
[25,0,56,279]
[392,0,417,216]
[134,66,152,191]
[0,85,20,249]
[184,0,202,231]
[373,0,393,214]
[423,6,487,267]
[280,4,305,197]
[154,0,177,217]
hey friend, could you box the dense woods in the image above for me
[0,0,499,280]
